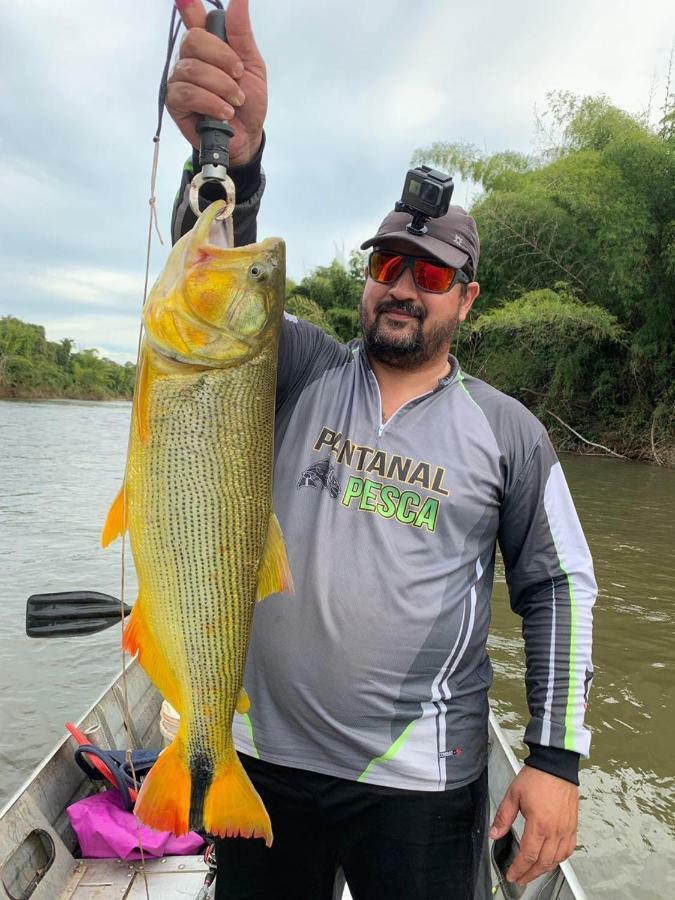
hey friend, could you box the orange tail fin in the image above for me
[133,739,191,836]
[203,753,273,846]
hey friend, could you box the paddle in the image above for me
[26,591,132,638]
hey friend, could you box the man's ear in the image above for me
[458,282,480,322]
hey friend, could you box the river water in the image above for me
[1,399,673,897]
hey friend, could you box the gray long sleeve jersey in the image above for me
[174,148,596,789]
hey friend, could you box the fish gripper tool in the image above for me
[189,8,236,222]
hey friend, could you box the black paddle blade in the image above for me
[26,591,132,638]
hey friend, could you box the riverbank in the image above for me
[548,425,675,468]
[0,316,136,402]
[3,392,671,467]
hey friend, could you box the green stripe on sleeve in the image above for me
[552,539,579,751]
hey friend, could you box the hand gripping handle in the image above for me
[197,10,235,173]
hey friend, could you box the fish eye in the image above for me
[248,264,266,281]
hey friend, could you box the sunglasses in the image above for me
[368,249,470,294]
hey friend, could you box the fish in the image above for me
[101,199,291,845]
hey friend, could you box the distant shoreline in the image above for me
[2,390,671,467]
[0,387,131,402]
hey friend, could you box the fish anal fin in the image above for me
[122,601,182,713]
[236,688,250,715]
[256,513,293,601]
[101,484,127,548]
[203,751,272,846]
[134,738,191,836]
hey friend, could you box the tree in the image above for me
[285,295,339,339]
[0,316,135,399]
[414,92,675,459]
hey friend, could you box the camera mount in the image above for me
[395,166,455,235]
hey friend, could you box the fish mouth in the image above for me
[144,333,220,368]
[144,323,255,369]
[206,216,231,251]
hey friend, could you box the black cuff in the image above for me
[524,742,580,785]
[191,131,265,205]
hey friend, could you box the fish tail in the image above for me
[133,737,191,836]
[202,751,273,847]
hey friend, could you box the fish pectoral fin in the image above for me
[101,483,127,547]
[134,737,191,836]
[256,512,294,601]
[122,600,183,713]
[236,688,250,715]
[203,753,272,846]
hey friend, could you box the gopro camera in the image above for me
[395,166,455,236]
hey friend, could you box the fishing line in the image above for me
[117,2,224,895]
[118,2,229,894]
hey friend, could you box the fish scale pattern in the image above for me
[128,351,277,770]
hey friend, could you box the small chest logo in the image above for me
[297,458,341,499]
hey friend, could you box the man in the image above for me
[166,3,596,898]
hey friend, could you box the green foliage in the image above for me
[286,251,366,342]
[415,91,675,459]
[0,316,135,400]
[413,142,536,193]
[285,296,339,339]
[465,286,636,447]
[326,307,360,343]
[293,258,364,312]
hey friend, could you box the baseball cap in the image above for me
[360,206,480,276]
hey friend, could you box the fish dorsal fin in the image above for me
[256,513,293,601]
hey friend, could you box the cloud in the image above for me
[44,315,142,363]
[1,0,673,362]
[11,266,143,308]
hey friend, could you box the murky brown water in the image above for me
[489,454,675,897]
[1,400,674,897]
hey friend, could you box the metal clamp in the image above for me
[189,169,236,220]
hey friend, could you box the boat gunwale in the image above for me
[0,659,145,821]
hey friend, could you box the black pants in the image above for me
[215,754,489,900]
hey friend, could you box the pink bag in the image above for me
[67,789,205,860]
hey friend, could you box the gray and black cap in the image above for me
[361,206,480,277]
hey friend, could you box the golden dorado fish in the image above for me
[102,199,290,845]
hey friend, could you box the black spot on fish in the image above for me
[189,750,214,831]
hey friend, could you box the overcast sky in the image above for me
[0,0,673,363]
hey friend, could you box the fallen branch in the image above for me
[544,409,627,458]
[650,411,664,467]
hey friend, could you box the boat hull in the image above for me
[0,662,587,899]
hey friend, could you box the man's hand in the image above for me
[490,766,578,887]
[167,0,267,167]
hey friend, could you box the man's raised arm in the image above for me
[166,0,268,245]
[491,427,596,886]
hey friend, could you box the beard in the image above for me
[361,298,460,369]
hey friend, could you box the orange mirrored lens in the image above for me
[370,251,404,283]
[414,259,455,292]
[369,251,456,293]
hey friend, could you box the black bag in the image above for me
[73,744,160,810]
